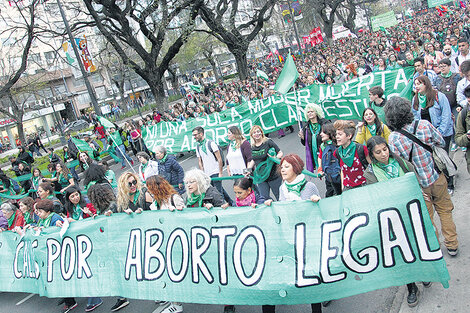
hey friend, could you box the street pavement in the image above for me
[1,125,468,313]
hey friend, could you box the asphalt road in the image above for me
[2,124,452,313]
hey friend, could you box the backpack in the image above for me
[321,144,341,184]
[10,179,21,194]
[196,140,225,166]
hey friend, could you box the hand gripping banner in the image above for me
[0,173,449,304]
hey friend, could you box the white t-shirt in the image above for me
[196,140,220,176]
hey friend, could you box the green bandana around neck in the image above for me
[39,212,56,228]
[320,140,333,151]
[131,190,141,205]
[230,140,237,151]
[418,93,427,108]
[367,124,377,136]
[441,71,452,78]
[284,174,307,196]
[158,154,168,164]
[338,141,357,167]
[198,138,208,154]
[372,158,404,181]
[186,192,205,207]
[72,204,82,221]
[7,211,16,228]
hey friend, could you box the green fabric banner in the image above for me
[0,174,449,303]
[371,11,399,32]
[143,68,414,154]
[428,0,452,7]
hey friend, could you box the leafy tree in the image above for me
[197,0,276,80]
[80,0,203,109]
[0,0,40,144]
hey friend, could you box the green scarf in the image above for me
[7,211,16,228]
[72,204,82,221]
[441,71,452,78]
[186,192,205,207]
[418,93,427,108]
[83,163,89,171]
[338,141,356,167]
[372,158,405,181]
[38,212,56,228]
[46,195,53,200]
[198,138,207,154]
[320,140,333,151]
[252,147,277,184]
[308,122,321,168]
[284,175,307,196]
[131,190,141,205]
[32,176,40,187]
[230,140,237,151]
[158,154,168,164]
[23,211,35,225]
[64,151,69,159]
[406,59,414,66]
[141,161,148,172]
[367,124,377,136]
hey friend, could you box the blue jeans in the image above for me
[257,176,282,201]
[87,297,102,306]
[100,137,108,151]
[115,144,132,167]
[210,174,234,206]
[70,165,79,182]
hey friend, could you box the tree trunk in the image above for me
[323,22,334,44]
[9,96,25,145]
[147,78,166,110]
[231,49,249,80]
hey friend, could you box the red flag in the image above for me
[267,52,273,59]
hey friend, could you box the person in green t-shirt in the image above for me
[107,127,134,169]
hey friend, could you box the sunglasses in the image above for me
[128,180,137,187]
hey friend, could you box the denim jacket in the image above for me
[412,91,453,137]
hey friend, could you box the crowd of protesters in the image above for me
[1,5,470,313]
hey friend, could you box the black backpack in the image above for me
[196,140,225,166]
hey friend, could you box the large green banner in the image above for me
[371,11,399,32]
[0,174,449,304]
[427,0,452,8]
[143,68,414,154]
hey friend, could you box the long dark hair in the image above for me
[64,186,87,216]
[413,75,437,110]
[362,108,384,136]
[83,163,107,187]
[233,177,253,190]
[366,136,395,163]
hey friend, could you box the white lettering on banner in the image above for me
[248,99,262,114]
[14,240,40,279]
[46,236,93,283]
[258,110,275,131]
[394,69,408,89]
[357,74,375,93]
[320,221,346,283]
[230,107,242,121]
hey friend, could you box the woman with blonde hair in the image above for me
[183,168,229,209]
[146,175,185,211]
[298,103,328,173]
[226,125,254,176]
[117,172,153,213]
[249,125,283,200]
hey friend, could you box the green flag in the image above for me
[256,69,270,81]
[379,26,391,36]
[71,137,94,154]
[274,54,299,94]
[189,84,202,93]
[97,115,115,129]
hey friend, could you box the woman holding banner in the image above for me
[117,172,153,213]
[250,125,283,200]
[363,136,427,307]
[299,103,328,174]
[264,153,322,313]
[183,169,229,209]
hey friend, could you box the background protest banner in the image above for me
[0,174,449,304]
[371,11,399,32]
[427,0,452,7]
[143,67,414,154]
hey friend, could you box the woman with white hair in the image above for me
[155,145,185,194]
[136,151,159,184]
[0,202,24,231]
[183,168,229,209]
[298,103,329,173]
